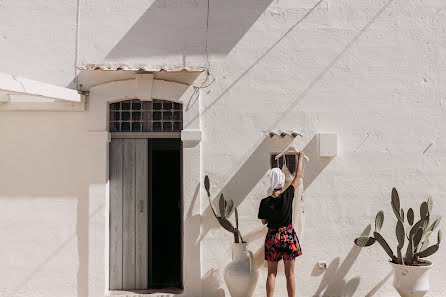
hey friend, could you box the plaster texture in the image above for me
[0,0,445,297]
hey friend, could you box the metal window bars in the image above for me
[109,99,183,132]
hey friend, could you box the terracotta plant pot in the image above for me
[390,261,432,297]
[224,242,258,297]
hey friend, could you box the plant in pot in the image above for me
[204,175,258,297]
[354,188,442,297]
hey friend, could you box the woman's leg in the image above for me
[267,261,278,297]
[284,259,295,297]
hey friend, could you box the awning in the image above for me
[77,64,205,72]
[0,72,84,111]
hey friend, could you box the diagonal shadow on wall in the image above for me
[183,0,396,130]
[311,225,372,297]
[301,134,332,190]
[106,0,273,60]
[200,136,280,239]
[365,271,392,297]
[201,133,331,246]
[10,201,99,297]
[312,253,361,297]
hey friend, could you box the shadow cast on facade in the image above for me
[1,159,89,297]
[106,0,273,60]
[365,271,392,297]
[10,200,99,297]
[201,268,225,297]
[201,133,332,274]
[302,134,332,190]
[201,136,290,241]
[311,225,373,297]
[312,251,361,297]
[184,0,395,132]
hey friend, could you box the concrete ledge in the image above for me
[0,100,85,111]
[181,130,202,142]
[0,71,81,102]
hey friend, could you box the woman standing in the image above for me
[258,152,305,297]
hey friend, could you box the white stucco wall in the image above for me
[0,112,89,297]
[1,0,445,297]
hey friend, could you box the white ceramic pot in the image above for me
[390,261,432,297]
[224,243,258,297]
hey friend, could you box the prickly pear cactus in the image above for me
[354,187,442,266]
[204,175,245,243]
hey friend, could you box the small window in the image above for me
[271,154,296,174]
[109,99,183,132]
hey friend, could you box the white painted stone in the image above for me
[181,129,202,142]
[0,1,446,297]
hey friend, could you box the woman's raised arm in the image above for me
[291,152,305,189]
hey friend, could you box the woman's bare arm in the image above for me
[291,152,305,189]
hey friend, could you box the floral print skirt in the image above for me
[265,224,302,261]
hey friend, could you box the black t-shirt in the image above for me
[258,184,295,229]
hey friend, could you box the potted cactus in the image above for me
[204,175,243,243]
[204,175,258,297]
[354,188,442,297]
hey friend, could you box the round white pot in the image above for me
[224,242,258,297]
[390,261,432,297]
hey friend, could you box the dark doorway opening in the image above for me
[148,138,183,289]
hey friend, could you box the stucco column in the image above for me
[181,131,202,296]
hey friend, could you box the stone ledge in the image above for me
[181,129,202,142]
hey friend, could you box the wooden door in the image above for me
[109,138,148,290]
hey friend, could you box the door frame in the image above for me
[87,74,202,297]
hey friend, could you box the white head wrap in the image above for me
[267,168,285,190]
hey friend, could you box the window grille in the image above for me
[109,99,183,132]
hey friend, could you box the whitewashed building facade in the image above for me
[0,0,445,297]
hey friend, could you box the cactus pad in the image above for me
[427,196,433,214]
[396,220,405,248]
[416,245,439,258]
[407,208,414,225]
[413,228,424,251]
[420,238,430,252]
[420,202,429,220]
[235,207,239,230]
[224,199,234,218]
[217,217,235,233]
[391,188,401,220]
[354,236,376,247]
[204,175,210,196]
[374,231,397,262]
[427,217,442,233]
[375,211,384,232]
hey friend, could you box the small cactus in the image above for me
[204,175,245,243]
[354,187,442,266]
